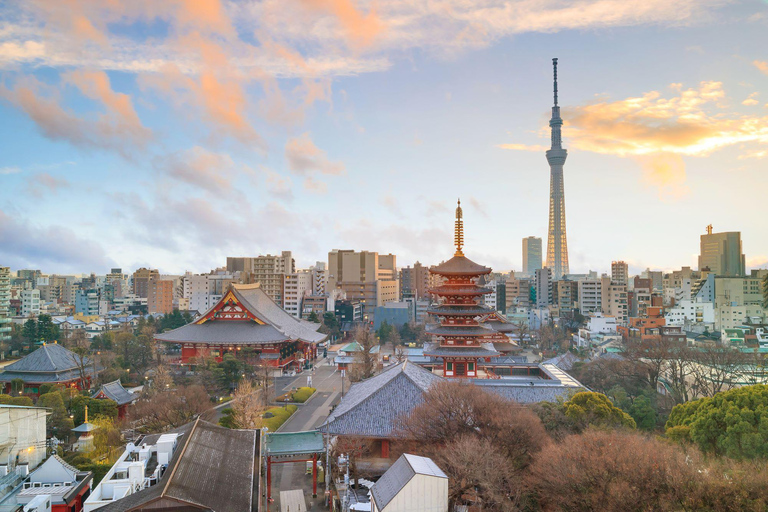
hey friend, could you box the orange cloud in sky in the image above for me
[500,81,768,198]
[285,132,344,192]
[298,0,384,48]
[64,70,147,134]
[754,60,768,75]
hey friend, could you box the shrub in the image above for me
[263,404,297,431]
[292,387,316,403]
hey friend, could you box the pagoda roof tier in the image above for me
[423,343,500,358]
[430,255,491,277]
[427,305,493,316]
[156,283,326,346]
[426,325,494,337]
[428,285,491,296]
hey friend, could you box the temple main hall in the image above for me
[156,283,326,369]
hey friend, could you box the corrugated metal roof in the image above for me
[97,419,257,512]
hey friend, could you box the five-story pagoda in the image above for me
[424,200,500,378]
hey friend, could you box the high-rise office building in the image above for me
[545,58,570,280]
[522,237,543,275]
[698,226,745,277]
[132,268,160,298]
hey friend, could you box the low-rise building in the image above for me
[371,454,448,512]
[0,405,48,469]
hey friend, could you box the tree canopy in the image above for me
[666,384,768,459]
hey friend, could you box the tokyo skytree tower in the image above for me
[545,58,569,279]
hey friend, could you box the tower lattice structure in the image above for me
[545,57,570,280]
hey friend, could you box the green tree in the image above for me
[37,315,59,342]
[219,353,245,390]
[563,392,636,430]
[38,391,74,437]
[322,312,341,338]
[377,321,393,345]
[159,310,189,331]
[22,319,37,342]
[665,384,768,459]
[307,311,319,323]
[70,396,118,424]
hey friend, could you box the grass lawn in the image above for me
[263,404,298,431]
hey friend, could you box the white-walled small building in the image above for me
[0,405,48,470]
[371,454,448,512]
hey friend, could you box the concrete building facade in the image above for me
[698,229,745,277]
[327,250,399,320]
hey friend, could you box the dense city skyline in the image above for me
[1,1,768,275]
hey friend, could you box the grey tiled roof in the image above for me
[320,362,442,438]
[4,343,86,373]
[155,321,289,344]
[98,419,257,512]
[430,255,491,276]
[0,344,96,384]
[371,454,446,511]
[93,380,137,406]
[155,284,326,345]
[542,352,582,371]
[476,383,582,403]
[422,343,500,358]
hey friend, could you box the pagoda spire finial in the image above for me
[454,198,464,257]
[84,405,88,424]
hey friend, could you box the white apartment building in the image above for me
[577,279,602,315]
[20,289,41,317]
[182,273,211,313]
[284,270,312,319]
[665,299,715,328]
[84,432,182,512]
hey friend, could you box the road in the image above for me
[268,355,343,512]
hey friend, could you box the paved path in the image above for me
[267,357,343,512]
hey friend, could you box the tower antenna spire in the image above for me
[552,57,558,107]
[454,199,464,257]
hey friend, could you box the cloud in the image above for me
[155,146,237,194]
[26,172,70,198]
[256,166,295,202]
[0,41,46,63]
[297,0,385,48]
[563,81,768,157]
[742,92,759,106]
[468,197,489,218]
[0,75,150,156]
[0,167,21,175]
[754,60,768,75]
[285,133,345,191]
[635,154,689,200]
[0,208,114,272]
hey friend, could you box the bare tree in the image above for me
[689,346,749,398]
[348,325,378,382]
[388,328,401,359]
[130,385,210,432]
[229,380,265,429]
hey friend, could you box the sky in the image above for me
[1,0,767,276]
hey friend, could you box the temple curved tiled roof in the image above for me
[430,255,491,276]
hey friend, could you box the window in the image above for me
[446,362,453,371]
[468,362,474,371]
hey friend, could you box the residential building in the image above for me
[666,300,716,328]
[505,272,531,310]
[10,455,93,512]
[327,250,399,319]
[522,236,543,276]
[228,251,294,306]
[147,279,174,315]
[698,228,745,276]
[309,261,327,296]
[21,288,41,317]
[611,260,628,285]
[181,273,210,313]
[301,295,327,320]
[399,261,430,300]
[555,280,578,311]
[131,268,159,299]
[75,289,100,316]
[577,279,602,315]
[283,270,312,319]
[0,404,48,469]
[601,278,628,325]
[0,267,11,343]
[629,276,653,317]
[713,272,767,310]
[534,267,553,307]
